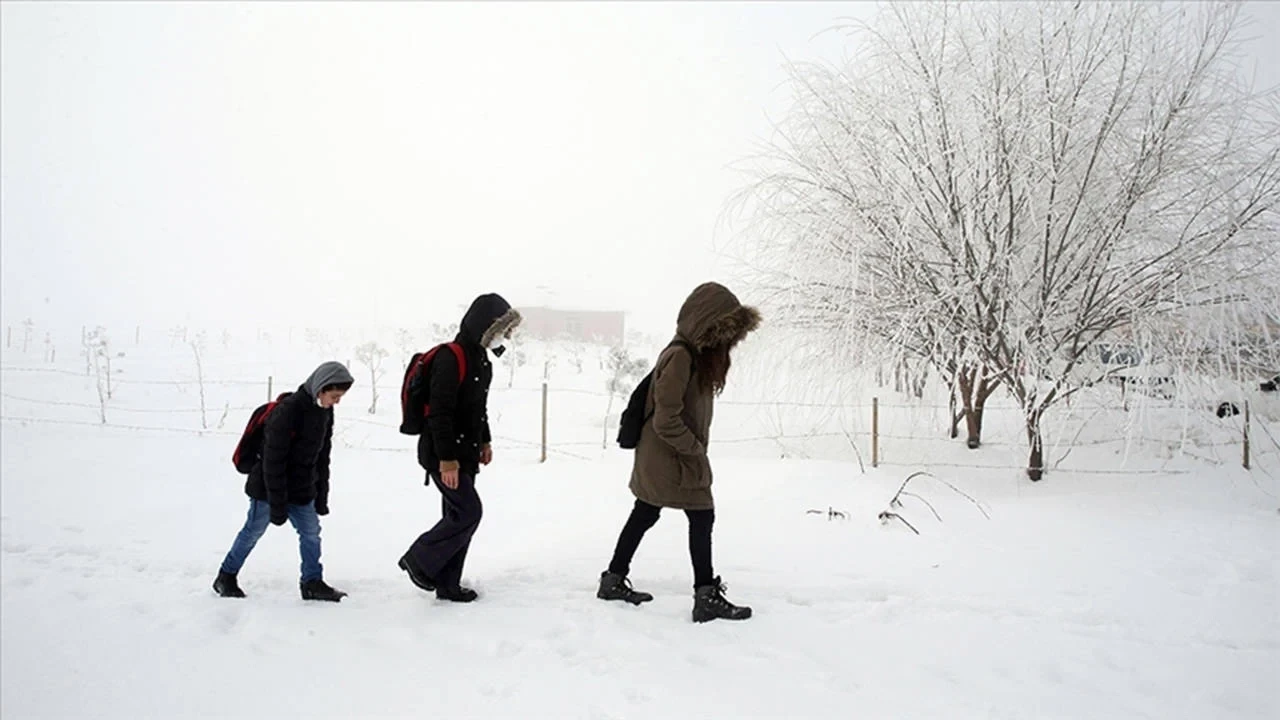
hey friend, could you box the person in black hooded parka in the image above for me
[399,294,522,602]
[214,361,354,602]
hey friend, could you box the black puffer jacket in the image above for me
[418,294,521,476]
[245,389,333,509]
[245,362,353,511]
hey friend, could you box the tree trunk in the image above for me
[911,362,928,398]
[1025,406,1044,482]
[93,353,107,425]
[957,368,984,448]
[965,403,986,449]
[368,366,379,415]
[957,365,999,449]
[602,393,615,449]
[193,344,207,430]
[949,389,960,439]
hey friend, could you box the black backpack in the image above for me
[399,342,467,435]
[616,341,694,449]
[232,392,293,474]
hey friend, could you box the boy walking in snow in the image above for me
[398,293,522,602]
[214,361,354,602]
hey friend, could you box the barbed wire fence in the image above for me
[4,362,1277,480]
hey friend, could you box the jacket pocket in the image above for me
[677,453,711,490]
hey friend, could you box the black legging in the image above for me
[607,498,715,588]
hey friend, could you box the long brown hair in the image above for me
[695,344,732,396]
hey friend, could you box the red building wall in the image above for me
[517,307,625,345]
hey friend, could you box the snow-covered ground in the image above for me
[1,338,1277,718]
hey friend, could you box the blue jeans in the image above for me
[220,499,323,582]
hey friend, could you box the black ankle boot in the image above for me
[300,579,347,602]
[597,571,654,605]
[398,553,436,593]
[435,585,478,603]
[213,571,246,598]
[692,577,751,623]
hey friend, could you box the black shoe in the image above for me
[435,585,478,603]
[597,571,653,605]
[300,579,347,602]
[398,553,436,592]
[213,571,246,598]
[692,577,752,623]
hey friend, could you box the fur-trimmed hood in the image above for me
[674,282,761,351]
[481,307,522,350]
[458,293,523,350]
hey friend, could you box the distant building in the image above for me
[517,306,625,345]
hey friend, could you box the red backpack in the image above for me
[232,392,293,474]
[399,343,467,435]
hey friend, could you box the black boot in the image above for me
[597,571,653,605]
[213,571,246,598]
[300,579,347,602]
[398,553,436,593]
[435,585,478,603]
[692,577,751,623]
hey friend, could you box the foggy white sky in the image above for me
[3,1,1278,339]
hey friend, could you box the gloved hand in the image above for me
[315,503,330,516]
[270,504,289,526]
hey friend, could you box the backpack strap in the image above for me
[424,342,467,384]
[445,342,467,383]
[415,342,470,420]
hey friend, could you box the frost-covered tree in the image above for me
[603,347,650,448]
[84,327,111,422]
[355,341,389,414]
[430,322,459,344]
[734,1,1280,480]
[190,331,209,429]
[395,329,419,372]
[506,345,528,389]
[304,328,336,358]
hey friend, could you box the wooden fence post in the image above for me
[872,397,880,468]
[1243,400,1251,470]
[541,381,549,463]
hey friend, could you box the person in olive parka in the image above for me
[597,282,761,623]
[214,361,354,602]
[399,293,522,602]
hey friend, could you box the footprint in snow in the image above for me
[622,687,652,704]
